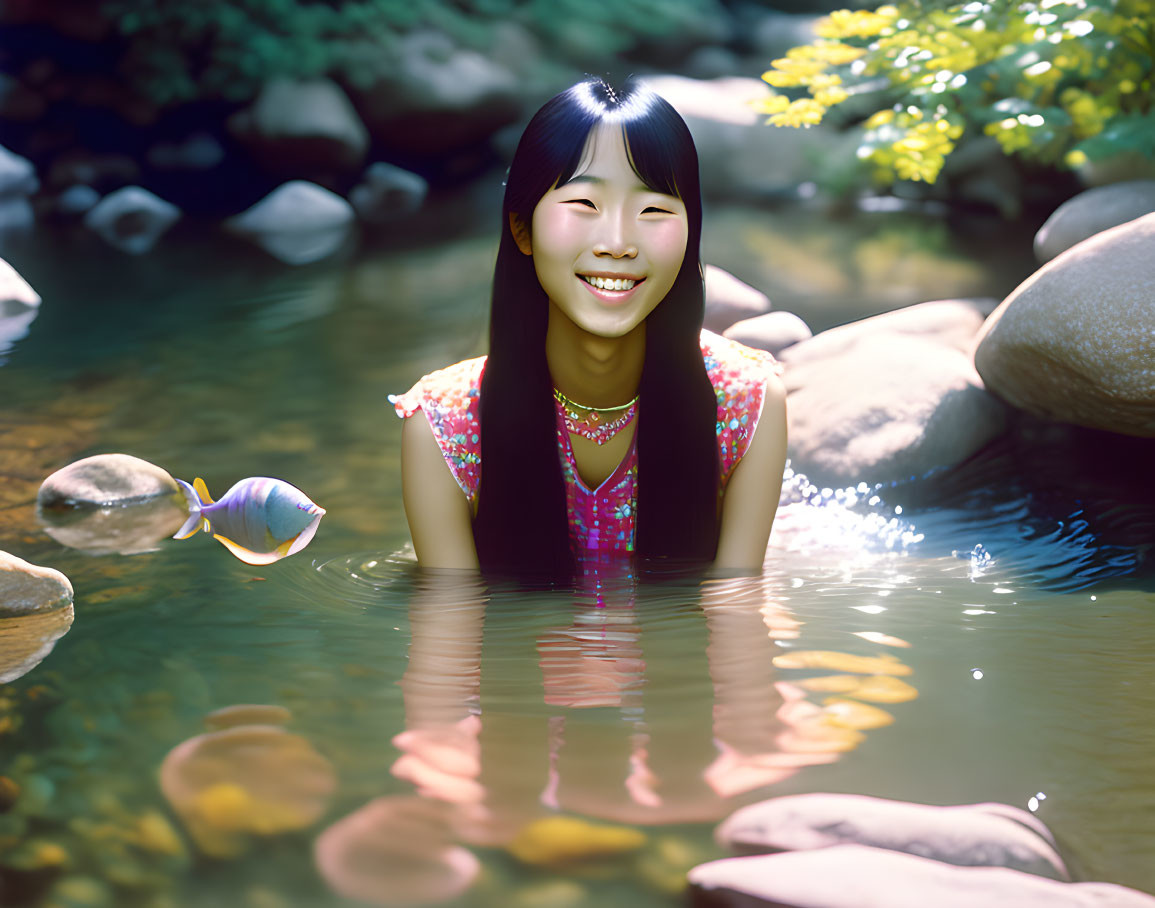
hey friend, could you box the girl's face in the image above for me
[514,123,689,339]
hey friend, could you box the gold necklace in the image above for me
[552,388,639,446]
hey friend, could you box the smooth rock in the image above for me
[0,550,73,617]
[687,845,1155,908]
[224,181,354,265]
[704,265,772,333]
[38,453,180,508]
[37,493,188,556]
[315,796,480,905]
[781,301,1006,484]
[229,79,368,176]
[0,298,38,364]
[642,75,853,201]
[349,31,521,160]
[716,794,1067,880]
[0,602,74,684]
[724,311,812,356]
[349,162,428,225]
[161,724,336,857]
[82,186,181,255]
[0,145,38,198]
[975,212,1155,437]
[1034,181,1155,263]
[0,256,39,307]
[782,299,997,363]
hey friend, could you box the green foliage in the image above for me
[758,0,1155,185]
[99,0,721,106]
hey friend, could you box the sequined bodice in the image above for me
[390,330,780,558]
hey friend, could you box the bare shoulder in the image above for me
[400,411,479,570]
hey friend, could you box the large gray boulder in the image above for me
[781,300,1006,485]
[1034,182,1155,263]
[642,75,856,201]
[229,79,369,178]
[83,186,181,255]
[37,453,180,508]
[688,845,1155,908]
[716,794,1068,880]
[725,311,813,357]
[975,213,1155,437]
[224,181,355,265]
[0,550,73,617]
[0,258,40,361]
[704,265,772,333]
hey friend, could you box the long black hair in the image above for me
[473,78,719,578]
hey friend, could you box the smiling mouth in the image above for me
[579,275,644,292]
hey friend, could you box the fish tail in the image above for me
[173,478,207,539]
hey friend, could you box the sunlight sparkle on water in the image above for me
[971,668,984,680]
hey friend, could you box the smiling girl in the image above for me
[391,78,786,577]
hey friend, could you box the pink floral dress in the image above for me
[390,330,781,559]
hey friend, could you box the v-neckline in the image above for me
[556,408,637,494]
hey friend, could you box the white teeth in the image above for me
[584,276,637,291]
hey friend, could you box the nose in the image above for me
[593,211,638,259]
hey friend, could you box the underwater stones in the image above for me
[350,162,428,225]
[160,724,336,857]
[1034,181,1155,263]
[315,796,480,905]
[975,212,1155,437]
[508,816,647,866]
[204,704,292,730]
[38,454,179,508]
[228,78,369,179]
[687,845,1155,908]
[224,180,354,265]
[781,299,1006,485]
[0,551,73,617]
[82,186,181,255]
[716,794,1068,880]
[704,265,772,333]
[724,311,813,356]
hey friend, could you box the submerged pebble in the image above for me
[508,816,647,866]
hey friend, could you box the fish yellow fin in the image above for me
[172,515,205,540]
[193,477,215,505]
[213,533,285,566]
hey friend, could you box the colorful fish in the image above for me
[173,477,325,565]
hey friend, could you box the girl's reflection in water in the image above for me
[317,561,853,901]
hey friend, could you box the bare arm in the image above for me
[400,412,480,570]
[713,373,787,572]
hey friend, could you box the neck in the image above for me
[545,304,645,409]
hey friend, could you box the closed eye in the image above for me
[565,199,597,209]
[642,206,674,214]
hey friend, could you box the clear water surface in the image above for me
[0,198,1152,908]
